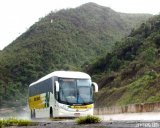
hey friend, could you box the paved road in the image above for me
[23,112,160,128]
[35,112,160,128]
[4,112,160,128]
[12,119,160,128]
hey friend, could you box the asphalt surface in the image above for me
[9,120,160,128]
[3,112,160,128]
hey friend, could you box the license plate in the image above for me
[74,113,80,117]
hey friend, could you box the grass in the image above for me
[116,73,159,105]
[0,118,37,127]
[76,115,101,124]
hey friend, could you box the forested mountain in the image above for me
[0,2,151,107]
[87,15,160,107]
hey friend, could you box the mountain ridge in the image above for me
[87,14,160,107]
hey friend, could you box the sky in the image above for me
[0,0,160,50]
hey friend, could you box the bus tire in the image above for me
[30,110,33,119]
[31,109,34,119]
[50,107,53,118]
[31,109,36,119]
[33,109,36,118]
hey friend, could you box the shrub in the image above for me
[0,118,37,127]
[76,115,101,124]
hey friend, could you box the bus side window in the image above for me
[55,82,59,100]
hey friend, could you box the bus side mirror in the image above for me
[92,82,98,92]
[55,81,59,92]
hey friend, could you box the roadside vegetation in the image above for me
[76,115,101,124]
[88,15,160,107]
[0,118,37,127]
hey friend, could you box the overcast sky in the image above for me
[0,0,160,50]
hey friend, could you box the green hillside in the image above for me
[0,3,151,107]
[87,15,160,107]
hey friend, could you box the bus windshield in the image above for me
[58,78,93,105]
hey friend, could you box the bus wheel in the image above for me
[30,110,33,119]
[33,109,36,118]
[50,107,53,118]
[31,109,34,119]
[31,109,36,119]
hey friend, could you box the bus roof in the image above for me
[29,71,91,86]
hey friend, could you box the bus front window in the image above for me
[77,79,93,104]
[58,78,93,105]
[59,79,77,104]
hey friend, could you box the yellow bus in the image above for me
[28,71,98,118]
